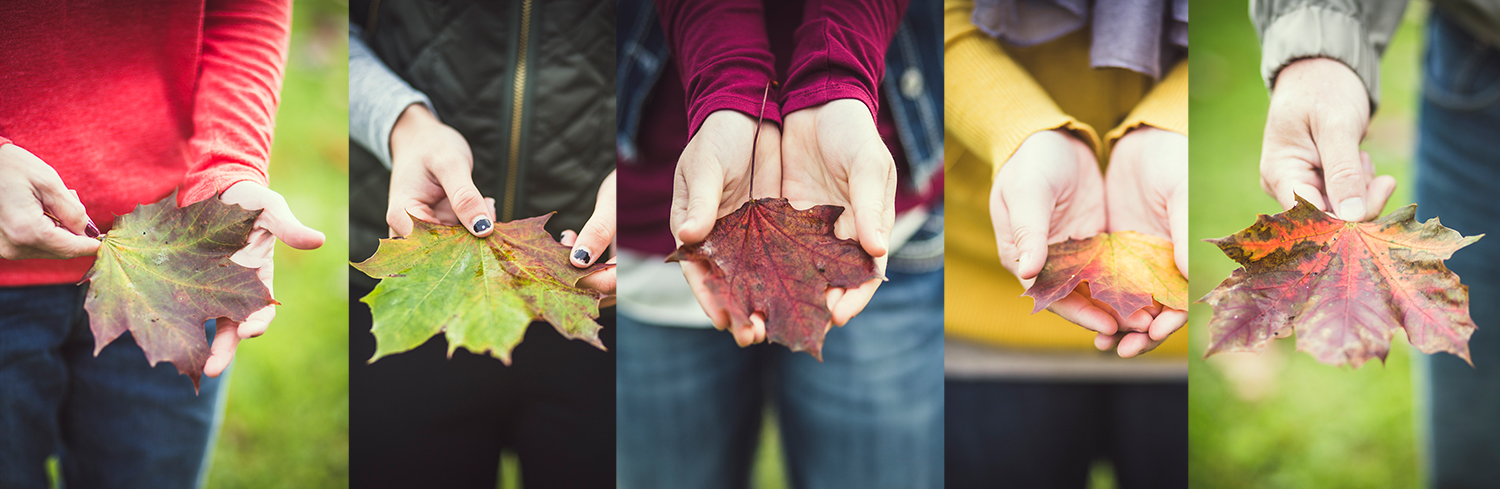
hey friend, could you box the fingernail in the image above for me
[1018,252,1031,264]
[573,248,592,265]
[472,217,492,233]
[1337,198,1364,222]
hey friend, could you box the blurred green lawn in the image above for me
[201,1,349,487]
[1190,2,1430,488]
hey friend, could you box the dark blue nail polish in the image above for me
[573,248,591,264]
[473,218,492,233]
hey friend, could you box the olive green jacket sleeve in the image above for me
[1250,0,1407,109]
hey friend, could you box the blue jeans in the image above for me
[0,284,228,489]
[1415,9,1500,488]
[615,267,945,489]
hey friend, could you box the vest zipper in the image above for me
[502,0,533,222]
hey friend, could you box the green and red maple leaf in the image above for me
[1202,196,1482,367]
[352,213,611,363]
[83,192,273,391]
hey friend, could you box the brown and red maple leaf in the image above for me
[82,192,274,391]
[667,197,883,360]
[1202,196,1482,367]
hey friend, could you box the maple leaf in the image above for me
[1023,231,1187,316]
[1202,196,1482,367]
[82,192,274,391]
[666,197,883,360]
[352,213,610,364]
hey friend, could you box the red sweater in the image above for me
[619,0,926,255]
[0,0,291,287]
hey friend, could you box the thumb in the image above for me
[673,155,724,245]
[261,196,325,250]
[1169,183,1189,281]
[848,142,896,258]
[572,172,616,267]
[1314,117,1370,221]
[996,178,1055,281]
[433,165,495,236]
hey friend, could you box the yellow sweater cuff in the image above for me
[1105,60,1190,146]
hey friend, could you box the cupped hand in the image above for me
[990,129,1114,335]
[780,99,895,334]
[205,181,325,378]
[560,170,617,307]
[387,103,496,237]
[0,143,100,260]
[1260,57,1395,222]
[671,110,781,346]
[1100,126,1188,357]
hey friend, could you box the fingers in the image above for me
[1148,307,1189,343]
[679,260,731,329]
[204,319,241,378]
[1312,110,1371,222]
[1046,289,1118,335]
[572,172,616,267]
[432,164,494,237]
[237,303,277,339]
[997,177,1055,280]
[830,277,882,326]
[36,182,88,235]
[1115,332,1161,358]
[1365,174,1397,221]
[729,314,766,347]
[30,226,102,258]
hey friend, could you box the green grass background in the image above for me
[200,1,350,486]
[1189,2,1431,488]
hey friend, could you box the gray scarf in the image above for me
[972,0,1188,78]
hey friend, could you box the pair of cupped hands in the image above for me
[388,99,895,349]
[1009,58,1390,358]
[994,125,1187,358]
[0,144,326,379]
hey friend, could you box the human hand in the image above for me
[0,143,100,259]
[1101,126,1188,357]
[205,181,325,377]
[1261,57,1395,222]
[671,109,782,346]
[991,130,1113,335]
[387,103,496,237]
[780,99,894,334]
[560,170,617,307]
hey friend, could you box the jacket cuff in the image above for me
[1261,6,1382,110]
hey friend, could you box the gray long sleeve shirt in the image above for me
[349,24,435,170]
[1253,0,1500,110]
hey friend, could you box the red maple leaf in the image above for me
[667,197,882,360]
[1202,196,1482,367]
[1023,231,1187,316]
[82,192,274,391]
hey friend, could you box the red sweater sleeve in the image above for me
[180,0,292,205]
[780,0,907,120]
[657,0,781,137]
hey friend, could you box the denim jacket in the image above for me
[615,0,944,272]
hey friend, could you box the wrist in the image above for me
[390,103,439,164]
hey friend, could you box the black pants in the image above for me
[945,379,1187,489]
[349,281,616,489]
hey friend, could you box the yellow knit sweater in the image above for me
[944,0,1190,356]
